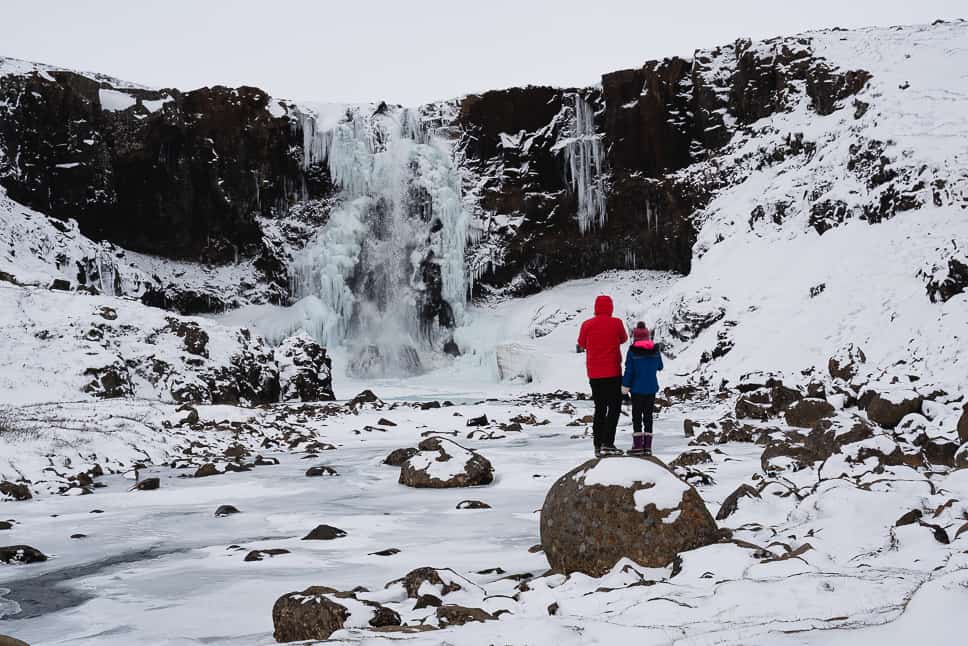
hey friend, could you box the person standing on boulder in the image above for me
[622,322,663,456]
[577,295,628,457]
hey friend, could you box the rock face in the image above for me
[540,457,719,576]
[0,69,316,264]
[399,437,494,488]
[275,333,334,402]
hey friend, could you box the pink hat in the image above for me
[632,322,650,341]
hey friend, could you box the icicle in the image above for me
[561,94,608,234]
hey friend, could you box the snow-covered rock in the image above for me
[540,456,719,575]
[399,437,494,488]
[0,286,279,405]
[274,332,334,402]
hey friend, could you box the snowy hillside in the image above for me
[0,18,967,646]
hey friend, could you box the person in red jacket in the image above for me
[577,295,628,456]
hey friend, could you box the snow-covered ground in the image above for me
[1,393,966,645]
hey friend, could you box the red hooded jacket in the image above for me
[577,295,628,379]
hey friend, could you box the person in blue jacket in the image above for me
[621,322,663,456]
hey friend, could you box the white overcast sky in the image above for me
[2,0,964,105]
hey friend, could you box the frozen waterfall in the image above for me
[289,103,470,376]
[561,95,608,234]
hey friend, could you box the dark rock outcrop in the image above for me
[275,333,334,402]
[0,71,318,263]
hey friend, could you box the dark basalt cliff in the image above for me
[0,34,871,311]
[0,72,321,264]
[457,36,870,295]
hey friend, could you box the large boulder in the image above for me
[272,586,400,642]
[866,390,924,429]
[540,457,719,576]
[399,437,494,488]
[275,332,334,402]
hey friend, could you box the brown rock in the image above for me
[132,477,160,491]
[716,484,761,520]
[194,463,220,478]
[383,448,418,467]
[540,457,719,576]
[958,403,968,444]
[436,605,495,626]
[414,594,442,609]
[0,635,30,646]
[387,567,462,598]
[735,396,770,421]
[669,449,712,469]
[784,398,835,428]
[272,587,349,642]
[866,391,923,429]
[828,345,866,381]
[0,482,31,501]
[683,419,697,437]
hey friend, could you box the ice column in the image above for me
[562,95,608,234]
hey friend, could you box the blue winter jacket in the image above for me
[622,341,664,395]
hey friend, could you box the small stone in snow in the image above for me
[302,525,347,540]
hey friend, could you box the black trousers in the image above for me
[589,377,622,449]
[631,393,655,450]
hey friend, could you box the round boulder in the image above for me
[540,457,719,576]
[399,437,493,488]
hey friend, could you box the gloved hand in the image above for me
[622,386,630,395]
